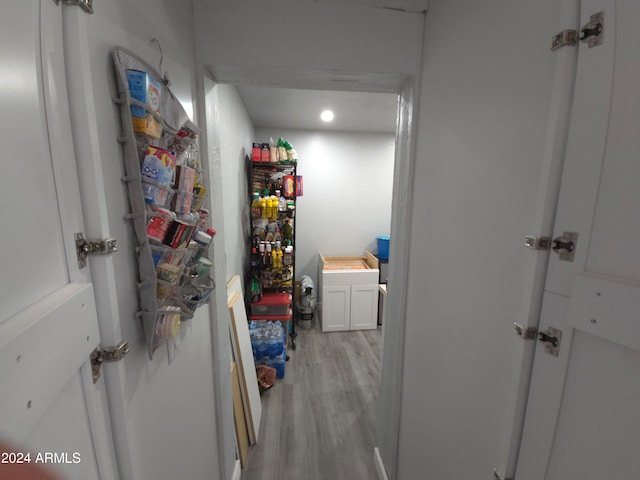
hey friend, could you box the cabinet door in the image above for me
[350,285,379,330]
[321,285,351,332]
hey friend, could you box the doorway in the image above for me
[201,69,416,479]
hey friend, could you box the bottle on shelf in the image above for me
[250,247,260,269]
[282,218,293,244]
[271,242,278,267]
[276,190,286,212]
[249,274,262,303]
[265,242,273,266]
[260,193,267,219]
[283,246,293,267]
[251,192,261,219]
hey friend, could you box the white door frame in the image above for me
[494,0,580,477]
[198,67,419,479]
[376,77,419,480]
[196,71,238,480]
[60,5,134,479]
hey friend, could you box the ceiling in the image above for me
[221,0,429,135]
[237,85,399,134]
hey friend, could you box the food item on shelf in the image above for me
[283,175,295,198]
[251,192,261,219]
[261,143,270,162]
[276,190,286,212]
[251,143,261,162]
[277,137,287,162]
[282,219,292,243]
[283,140,297,162]
[269,138,278,163]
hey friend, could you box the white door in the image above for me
[0,2,117,479]
[516,0,640,478]
[350,285,378,330]
[322,285,351,331]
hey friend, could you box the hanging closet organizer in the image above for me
[112,47,213,359]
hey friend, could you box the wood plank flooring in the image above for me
[240,321,382,480]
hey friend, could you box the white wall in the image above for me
[216,85,256,282]
[71,2,222,479]
[191,2,568,480]
[396,0,560,478]
[256,129,395,285]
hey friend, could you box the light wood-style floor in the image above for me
[240,320,382,480]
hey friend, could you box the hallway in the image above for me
[240,322,382,480]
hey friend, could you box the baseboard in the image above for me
[374,447,389,480]
[231,460,241,480]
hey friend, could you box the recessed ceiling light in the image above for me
[320,110,334,122]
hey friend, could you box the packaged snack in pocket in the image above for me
[141,146,176,206]
[126,70,162,138]
[167,120,199,159]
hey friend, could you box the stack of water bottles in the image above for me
[249,320,286,379]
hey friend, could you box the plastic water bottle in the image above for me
[274,322,284,355]
[266,331,278,359]
[253,327,267,360]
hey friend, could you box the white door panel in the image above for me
[322,286,350,332]
[517,0,640,477]
[0,1,117,478]
[350,285,378,330]
[25,370,101,480]
[0,0,68,323]
[567,273,640,351]
[546,331,640,479]
[585,0,640,280]
[0,284,98,444]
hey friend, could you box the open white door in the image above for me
[517,0,640,478]
[0,1,117,479]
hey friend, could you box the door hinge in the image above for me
[65,0,93,14]
[493,468,513,480]
[514,322,538,340]
[580,11,604,48]
[537,326,562,357]
[75,233,118,269]
[524,235,551,251]
[551,29,578,51]
[90,341,129,383]
[551,231,578,262]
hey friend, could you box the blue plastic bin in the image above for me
[376,235,390,260]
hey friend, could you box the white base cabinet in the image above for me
[319,252,379,332]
